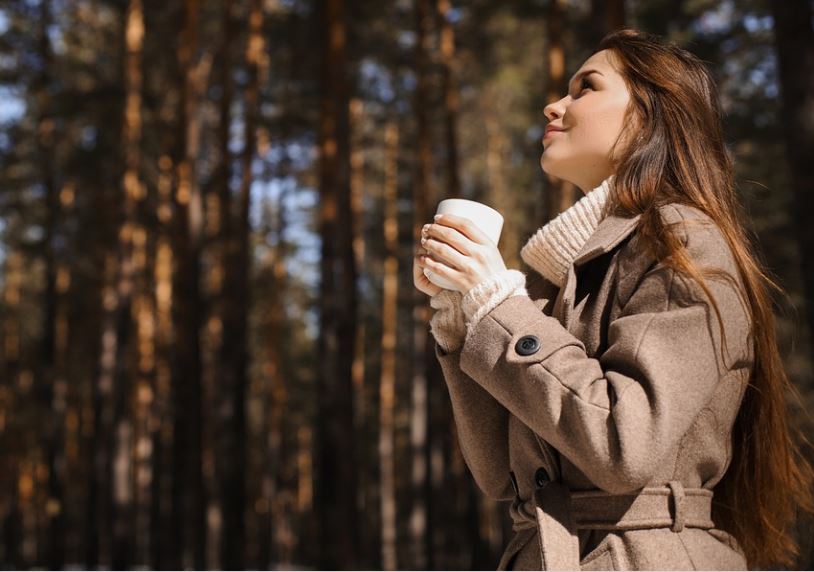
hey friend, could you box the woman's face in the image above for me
[541,49,635,194]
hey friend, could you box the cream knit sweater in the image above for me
[429,175,613,353]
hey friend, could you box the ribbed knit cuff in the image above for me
[429,289,466,354]
[462,269,528,339]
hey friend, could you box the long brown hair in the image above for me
[593,28,814,569]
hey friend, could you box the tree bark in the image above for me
[34,0,66,566]
[768,0,814,351]
[590,0,625,45]
[436,0,461,199]
[171,0,207,567]
[316,0,360,567]
[411,0,435,568]
[541,0,577,224]
[379,120,399,571]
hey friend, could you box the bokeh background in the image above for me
[0,0,813,569]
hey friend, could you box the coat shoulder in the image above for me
[656,203,739,276]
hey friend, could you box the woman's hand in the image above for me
[417,213,508,294]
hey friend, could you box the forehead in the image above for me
[571,50,619,81]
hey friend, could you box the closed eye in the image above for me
[579,77,593,93]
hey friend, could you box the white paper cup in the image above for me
[423,199,504,290]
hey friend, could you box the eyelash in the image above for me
[578,77,592,93]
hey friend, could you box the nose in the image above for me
[543,95,569,122]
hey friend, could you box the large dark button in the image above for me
[515,335,541,356]
[534,467,550,488]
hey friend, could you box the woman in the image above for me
[413,28,814,570]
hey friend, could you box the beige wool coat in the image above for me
[434,203,754,570]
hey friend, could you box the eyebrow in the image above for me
[568,69,604,95]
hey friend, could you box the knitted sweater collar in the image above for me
[520,175,614,288]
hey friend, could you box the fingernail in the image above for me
[434,214,442,221]
[421,237,427,244]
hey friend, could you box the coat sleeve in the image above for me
[434,273,559,500]
[457,221,753,495]
[435,341,515,500]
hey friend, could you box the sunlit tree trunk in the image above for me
[379,120,399,571]
[411,0,434,567]
[112,0,149,567]
[542,0,576,222]
[151,152,176,569]
[349,97,369,564]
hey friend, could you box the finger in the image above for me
[413,257,442,295]
[424,222,475,257]
[433,213,494,246]
[421,236,467,271]
[423,254,463,284]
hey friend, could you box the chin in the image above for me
[540,153,564,179]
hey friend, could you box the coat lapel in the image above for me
[554,212,642,327]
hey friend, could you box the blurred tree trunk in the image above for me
[151,150,175,569]
[316,0,360,568]
[379,119,399,571]
[590,0,625,44]
[542,0,576,222]
[1,251,24,569]
[125,1,155,563]
[111,0,149,567]
[263,54,293,571]
[33,0,66,567]
[265,181,291,567]
[769,0,814,349]
[349,97,372,565]
[88,0,138,566]
[171,0,208,567]
[436,0,461,199]
[215,0,252,566]
[411,0,434,568]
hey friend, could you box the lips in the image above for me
[544,124,565,138]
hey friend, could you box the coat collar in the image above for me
[571,210,642,268]
[555,211,642,328]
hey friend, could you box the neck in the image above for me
[520,175,614,288]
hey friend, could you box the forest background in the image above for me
[0,0,813,569]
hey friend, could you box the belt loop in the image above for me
[668,480,686,533]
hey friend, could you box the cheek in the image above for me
[570,102,629,154]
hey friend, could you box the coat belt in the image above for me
[508,480,714,570]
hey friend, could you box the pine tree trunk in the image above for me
[1,251,24,569]
[379,120,399,571]
[214,0,249,567]
[34,0,66,566]
[590,0,625,44]
[436,0,461,199]
[768,0,814,356]
[411,0,435,568]
[316,0,360,568]
[171,0,207,567]
[151,153,176,569]
[349,97,369,566]
[542,0,576,222]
